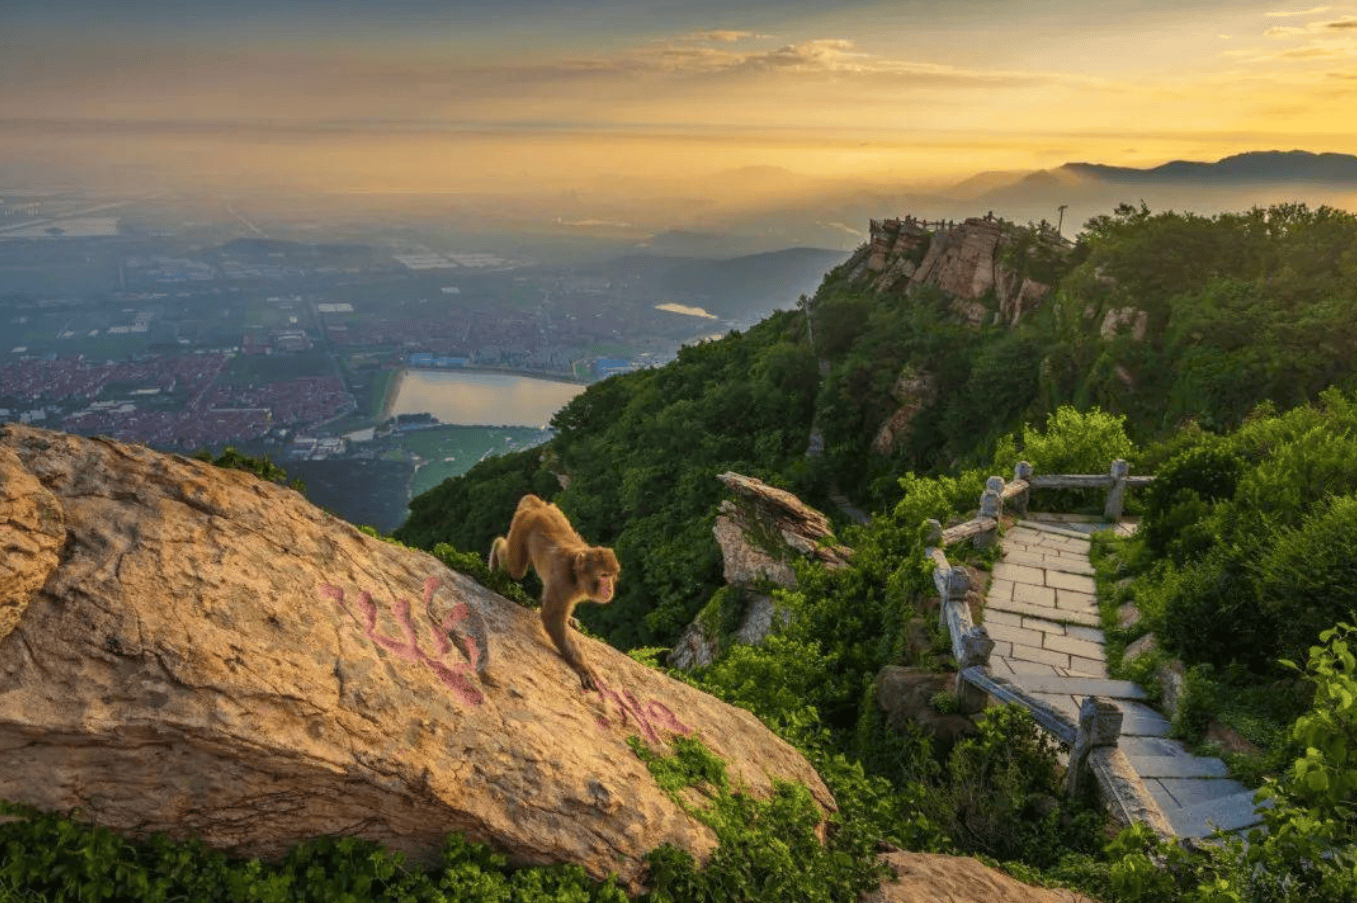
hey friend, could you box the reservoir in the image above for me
[387,369,586,427]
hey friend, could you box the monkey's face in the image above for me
[577,548,620,603]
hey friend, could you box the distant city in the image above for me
[0,190,837,529]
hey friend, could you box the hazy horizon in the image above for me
[4,0,1356,200]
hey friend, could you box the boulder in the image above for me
[0,425,831,891]
[669,474,848,670]
[713,472,851,579]
[876,667,977,757]
[865,851,1100,903]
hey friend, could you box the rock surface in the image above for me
[876,667,977,756]
[713,471,851,578]
[865,852,1100,903]
[842,217,1061,328]
[0,424,832,890]
[669,473,849,670]
[871,369,937,456]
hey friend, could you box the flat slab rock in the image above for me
[0,425,832,891]
[865,852,1100,903]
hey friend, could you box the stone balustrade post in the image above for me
[974,478,1004,548]
[946,566,970,607]
[923,518,943,547]
[1104,458,1130,521]
[1066,697,1123,798]
[955,626,994,714]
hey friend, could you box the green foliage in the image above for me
[0,807,626,902]
[1141,442,1243,561]
[430,542,536,607]
[995,405,1134,476]
[1254,495,1357,668]
[630,737,889,903]
[935,705,1102,867]
[195,446,304,492]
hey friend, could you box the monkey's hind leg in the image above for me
[487,508,533,577]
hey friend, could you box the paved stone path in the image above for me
[984,514,1267,840]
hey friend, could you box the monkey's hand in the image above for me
[578,664,601,692]
[568,616,582,631]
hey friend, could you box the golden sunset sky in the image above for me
[2,0,1354,192]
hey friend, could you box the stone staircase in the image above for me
[984,514,1268,840]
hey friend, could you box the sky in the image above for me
[2,0,1355,192]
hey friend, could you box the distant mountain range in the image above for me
[948,151,1357,229]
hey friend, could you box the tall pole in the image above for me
[1057,204,1068,235]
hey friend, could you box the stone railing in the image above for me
[1004,458,1155,521]
[920,460,1170,833]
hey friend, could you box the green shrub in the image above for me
[630,736,890,903]
[995,405,1134,477]
[1254,494,1357,666]
[934,705,1103,867]
[1140,442,1243,562]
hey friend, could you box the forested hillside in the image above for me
[398,203,1357,653]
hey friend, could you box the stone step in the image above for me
[1004,674,1148,700]
[1015,519,1102,540]
[1115,700,1172,737]
[1167,789,1270,839]
[1127,755,1229,779]
[985,597,1101,627]
[1156,777,1251,809]
[1120,735,1184,758]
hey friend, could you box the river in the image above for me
[385,369,586,427]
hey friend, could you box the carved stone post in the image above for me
[955,626,994,714]
[1104,459,1130,521]
[1013,461,1033,517]
[1066,696,1123,797]
[923,518,943,547]
[946,566,970,607]
[975,479,1003,548]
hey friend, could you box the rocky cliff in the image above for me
[841,216,1061,327]
[0,424,831,890]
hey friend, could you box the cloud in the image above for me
[1265,15,1357,36]
[1265,6,1332,16]
[539,34,1098,89]
[679,29,767,43]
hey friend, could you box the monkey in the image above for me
[488,494,619,690]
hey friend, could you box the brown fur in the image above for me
[488,494,620,689]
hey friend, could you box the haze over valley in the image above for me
[4,0,1357,529]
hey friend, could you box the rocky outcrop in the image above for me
[875,667,976,757]
[871,369,937,456]
[713,472,851,578]
[1099,306,1149,341]
[669,473,850,670]
[0,425,831,890]
[852,217,933,293]
[865,851,1100,903]
[842,217,1060,327]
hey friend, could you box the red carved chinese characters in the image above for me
[320,576,487,707]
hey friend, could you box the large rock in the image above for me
[0,425,831,890]
[713,472,851,579]
[669,473,850,670]
[876,667,976,757]
[865,851,1100,903]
